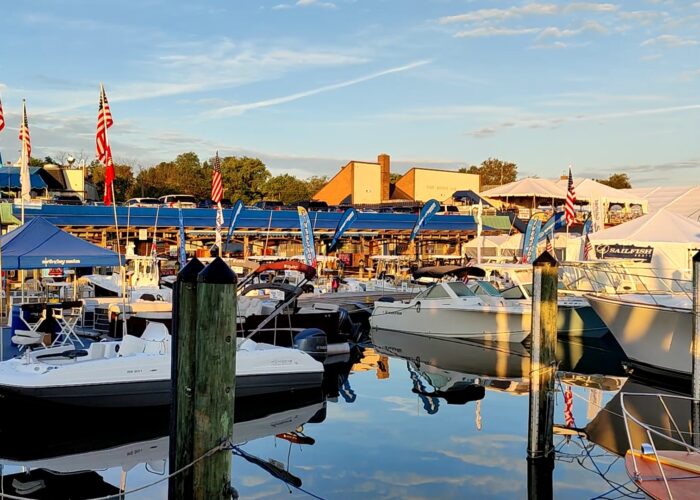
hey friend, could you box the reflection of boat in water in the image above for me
[0,389,325,498]
[371,329,531,399]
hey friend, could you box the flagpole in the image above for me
[20,100,26,225]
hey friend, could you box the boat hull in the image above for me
[370,302,530,342]
[586,294,693,376]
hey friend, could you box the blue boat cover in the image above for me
[451,190,492,207]
[0,167,48,190]
[1,217,120,270]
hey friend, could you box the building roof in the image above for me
[14,204,495,233]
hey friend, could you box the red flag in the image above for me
[211,151,223,203]
[545,236,553,255]
[0,95,5,132]
[96,85,116,205]
[564,385,575,428]
[564,166,576,227]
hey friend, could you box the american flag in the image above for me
[545,236,553,255]
[0,95,5,132]
[565,166,576,227]
[96,84,113,165]
[211,151,223,203]
[563,385,575,428]
[19,100,31,159]
[583,234,592,260]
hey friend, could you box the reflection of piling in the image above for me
[193,258,238,499]
[527,251,558,500]
[169,258,204,499]
[528,251,558,459]
[692,251,700,448]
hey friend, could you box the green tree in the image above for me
[220,156,271,203]
[306,175,329,195]
[264,174,311,204]
[389,172,402,183]
[459,158,517,186]
[91,162,135,202]
[596,173,631,189]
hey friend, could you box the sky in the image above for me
[0,0,698,186]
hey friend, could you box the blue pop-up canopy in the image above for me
[0,217,120,270]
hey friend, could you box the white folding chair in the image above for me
[51,306,84,347]
[12,307,49,350]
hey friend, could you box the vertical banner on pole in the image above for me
[297,207,317,267]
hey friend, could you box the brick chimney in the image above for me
[378,153,390,201]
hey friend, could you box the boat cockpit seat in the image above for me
[117,335,148,356]
[141,322,169,341]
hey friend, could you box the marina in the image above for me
[1,1,700,497]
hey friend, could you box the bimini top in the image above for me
[0,217,120,270]
[412,265,486,279]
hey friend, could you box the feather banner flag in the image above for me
[225,199,245,248]
[409,199,440,244]
[521,218,542,263]
[328,207,358,252]
[297,206,317,267]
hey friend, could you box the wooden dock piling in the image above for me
[692,251,700,448]
[527,251,558,459]
[193,257,238,499]
[169,257,204,499]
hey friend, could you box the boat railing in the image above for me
[621,392,700,499]
[560,261,692,305]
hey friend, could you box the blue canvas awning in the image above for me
[0,166,48,190]
[452,190,492,206]
[0,217,120,270]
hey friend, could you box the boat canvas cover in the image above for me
[412,265,486,279]
[0,217,120,270]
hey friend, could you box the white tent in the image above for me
[625,185,700,219]
[553,178,647,209]
[588,209,700,277]
[482,178,565,199]
[464,235,511,259]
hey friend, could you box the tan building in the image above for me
[313,154,480,205]
[394,167,480,203]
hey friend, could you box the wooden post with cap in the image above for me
[192,257,237,499]
[169,257,205,499]
[527,251,558,499]
[691,251,700,448]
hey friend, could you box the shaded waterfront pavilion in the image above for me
[553,178,647,214]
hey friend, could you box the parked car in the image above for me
[125,197,160,207]
[253,200,285,211]
[198,198,233,209]
[52,194,83,206]
[288,200,329,211]
[158,194,198,208]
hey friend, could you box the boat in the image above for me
[585,293,693,377]
[0,322,324,407]
[621,392,700,499]
[473,263,609,339]
[369,266,532,342]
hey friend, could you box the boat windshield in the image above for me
[468,280,502,297]
[445,282,476,297]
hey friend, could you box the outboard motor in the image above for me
[337,308,364,342]
[294,328,328,363]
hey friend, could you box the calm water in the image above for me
[0,330,687,499]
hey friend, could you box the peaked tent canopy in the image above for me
[481,178,565,199]
[553,177,647,208]
[0,217,120,270]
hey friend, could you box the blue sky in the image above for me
[0,0,698,186]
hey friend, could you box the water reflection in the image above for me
[1,327,691,498]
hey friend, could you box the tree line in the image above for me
[86,152,329,204]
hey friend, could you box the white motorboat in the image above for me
[0,323,324,407]
[370,280,532,342]
[585,293,693,376]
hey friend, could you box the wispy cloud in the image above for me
[468,103,700,137]
[680,68,700,80]
[455,27,540,38]
[207,60,431,117]
[273,0,336,10]
[641,34,699,47]
[439,3,619,24]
